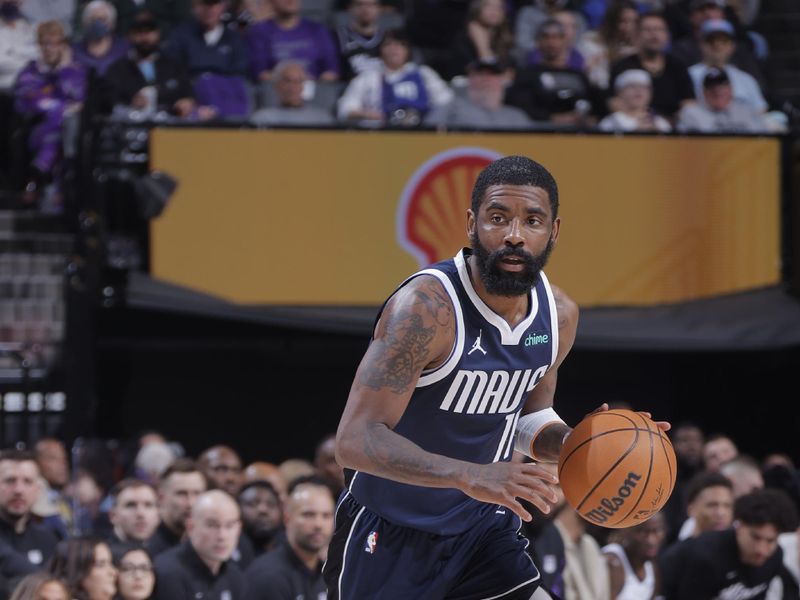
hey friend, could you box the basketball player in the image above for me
[324,155,668,599]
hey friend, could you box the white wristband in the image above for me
[514,407,566,459]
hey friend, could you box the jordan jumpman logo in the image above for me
[468,330,487,355]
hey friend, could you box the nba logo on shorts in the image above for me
[365,531,378,554]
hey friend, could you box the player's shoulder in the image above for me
[548,282,579,329]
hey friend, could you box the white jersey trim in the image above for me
[454,250,539,346]
[337,505,367,599]
[538,270,559,368]
[414,269,465,387]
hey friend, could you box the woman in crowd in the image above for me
[443,0,514,80]
[114,546,156,600]
[49,537,117,600]
[9,573,70,600]
[578,0,638,88]
[72,0,129,77]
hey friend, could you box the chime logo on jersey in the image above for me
[365,531,378,554]
[439,366,548,414]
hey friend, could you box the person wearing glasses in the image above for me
[114,546,156,600]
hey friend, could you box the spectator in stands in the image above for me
[72,1,130,77]
[277,458,315,491]
[336,28,452,126]
[164,0,250,118]
[106,479,160,554]
[505,20,595,127]
[671,0,766,90]
[67,471,105,537]
[198,445,243,498]
[442,0,515,81]
[525,9,584,70]
[147,458,207,557]
[678,66,773,131]
[335,0,384,81]
[0,450,58,569]
[21,0,74,37]
[244,462,287,503]
[675,470,734,541]
[553,498,609,599]
[0,1,37,93]
[251,60,334,125]
[720,455,765,498]
[109,0,193,38]
[8,572,70,600]
[703,432,738,471]
[659,489,798,600]
[113,546,156,600]
[603,511,666,599]
[49,537,117,600]
[688,18,767,114]
[521,485,566,595]
[599,68,672,132]
[33,438,72,538]
[101,10,209,119]
[152,490,245,600]
[425,58,532,129]
[243,476,333,600]
[0,0,38,178]
[609,12,695,121]
[237,480,283,555]
[132,442,176,488]
[577,0,638,89]
[13,20,86,204]
[313,433,344,498]
[514,1,587,68]
[245,0,340,82]
[662,421,706,544]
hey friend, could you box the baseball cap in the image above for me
[614,69,652,91]
[701,18,735,39]
[702,67,730,87]
[467,58,507,74]
[690,0,725,11]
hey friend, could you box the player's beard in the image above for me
[470,231,553,297]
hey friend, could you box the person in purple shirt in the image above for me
[72,1,130,76]
[14,20,86,201]
[246,0,340,81]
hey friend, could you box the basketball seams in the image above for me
[569,412,642,511]
[611,413,656,526]
[558,409,677,529]
[557,426,645,479]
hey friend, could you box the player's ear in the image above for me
[550,217,561,245]
[466,209,476,238]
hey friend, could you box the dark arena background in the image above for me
[1,1,800,595]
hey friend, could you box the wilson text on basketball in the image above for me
[583,472,642,524]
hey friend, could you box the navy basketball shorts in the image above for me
[323,493,548,600]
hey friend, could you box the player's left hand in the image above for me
[582,403,671,432]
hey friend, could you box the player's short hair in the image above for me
[110,478,156,505]
[471,156,559,219]
[685,470,733,504]
[734,488,799,532]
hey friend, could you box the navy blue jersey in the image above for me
[348,248,559,535]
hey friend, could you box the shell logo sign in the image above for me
[397,147,502,267]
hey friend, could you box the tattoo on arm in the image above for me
[358,280,452,394]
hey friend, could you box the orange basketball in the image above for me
[557,408,677,529]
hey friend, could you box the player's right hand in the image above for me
[459,461,560,522]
